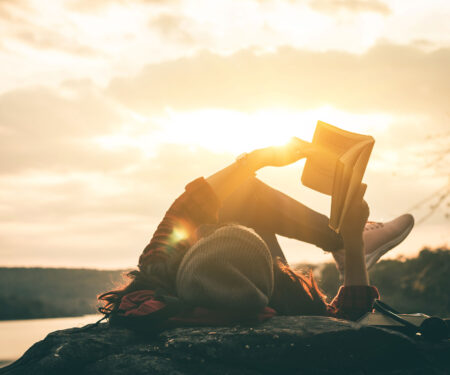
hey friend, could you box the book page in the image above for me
[329,141,370,229]
[302,145,339,195]
[302,121,373,195]
[337,143,373,230]
[329,160,345,229]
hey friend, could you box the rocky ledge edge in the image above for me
[1,316,449,375]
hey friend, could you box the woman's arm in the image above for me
[343,237,369,286]
[328,187,379,320]
[207,138,313,202]
[340,186,370,286]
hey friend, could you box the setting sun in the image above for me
[93,107,393,158]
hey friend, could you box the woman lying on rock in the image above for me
[99,139,414,329]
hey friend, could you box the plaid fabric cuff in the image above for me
[138,177,220,273]
[177,177,221,226]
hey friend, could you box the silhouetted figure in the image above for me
[99,139,414,328]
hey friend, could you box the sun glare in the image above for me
[155,107,392,154]
[171,227,189,243]
[93,107,393,159]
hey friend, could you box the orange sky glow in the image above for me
[1,0,449,269]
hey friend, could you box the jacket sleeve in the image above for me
[327,285,380,321]
[138,177,221,290]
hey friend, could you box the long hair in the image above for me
[99,251,329,322]
[98,260,329,321]
[269,258,328,316]
[97,269,164,318]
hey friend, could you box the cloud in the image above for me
[0,138,141,174]
[0,81,117,137]
[309,0,390,15]
[0,1,97,56]
[0,143,231,268]
[68,0,175,13]
[0,143,230,220]
[0,81,144,173]
[411,39,436,49]
[11,29,97,56]
[107,42,450,115]
[149,13,194,45]
[0,0,31,22]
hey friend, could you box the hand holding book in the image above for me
[252,137,317,168]
[340,183,369,245]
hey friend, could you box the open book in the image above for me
[301,121,375,233]
[357,311,431,327]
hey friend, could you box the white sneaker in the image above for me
[333,214,415,275]
[364,214,415,269]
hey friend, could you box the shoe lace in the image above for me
[365,221,384,231]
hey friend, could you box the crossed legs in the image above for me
[217,177,343,263]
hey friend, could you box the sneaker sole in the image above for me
[365,218,414,270]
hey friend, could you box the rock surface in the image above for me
[1,316,449,375]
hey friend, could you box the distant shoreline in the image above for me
[1,249,449,320]
[0,267,124,321]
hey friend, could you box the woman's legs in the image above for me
[218,177,343,262]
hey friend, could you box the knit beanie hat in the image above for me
[176,224,274,313]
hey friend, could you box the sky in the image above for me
[1,0,449,269]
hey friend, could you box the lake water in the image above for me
[0,314,101,367]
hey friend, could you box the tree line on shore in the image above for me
[308,247,449,316]
[0,247,448,320]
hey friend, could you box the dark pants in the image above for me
[217,177,343,263]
